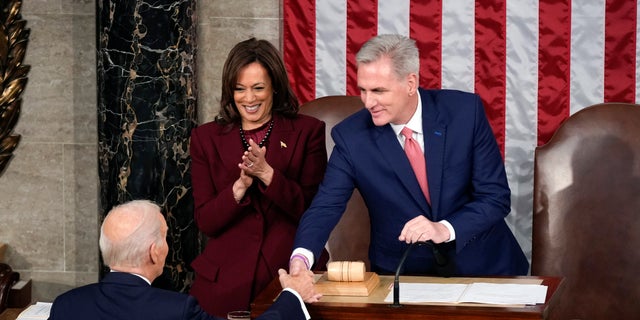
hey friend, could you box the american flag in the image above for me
[282,0,639,261]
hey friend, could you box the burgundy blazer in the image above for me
[189,114,327,316]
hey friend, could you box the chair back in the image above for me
[532,103,640,319]
[0,263,19,313]
[299,95,371,269]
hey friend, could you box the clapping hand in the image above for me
[240,138,274,186]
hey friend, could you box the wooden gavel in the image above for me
[326,261,366,282]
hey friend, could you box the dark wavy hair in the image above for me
[216,38,299,125]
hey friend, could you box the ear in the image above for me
[149,242,159,265]
[406,72,418,96]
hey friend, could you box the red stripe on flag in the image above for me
[475,1,507,156]
[604,0,637,103]
[537,0,572,146]
[283,0,316,103]
[346,1,378,96]
[410,0,442,89]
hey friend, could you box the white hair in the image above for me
[99,200,164,268]
[356,34,420,80]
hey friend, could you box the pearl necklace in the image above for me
[239,119,274,151]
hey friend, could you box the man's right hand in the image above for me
[278,269,322,303]
[289,256,308,276]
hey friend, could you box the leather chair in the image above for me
[299,95,371,270]
[531,103,640,319]
[0,263,19,313]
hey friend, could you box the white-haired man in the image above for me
[50,200,317,320]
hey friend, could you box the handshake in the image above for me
[277,268,322,303]
[282,258,373,304]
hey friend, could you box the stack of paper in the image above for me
[16,302,52,320]
[384,282,548,305]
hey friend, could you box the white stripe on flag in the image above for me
[570,0,606,114]
[504,0,540,258]
[441,0,475,91]
[316,0,347,98]
[378,0,410,36]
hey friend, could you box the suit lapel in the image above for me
[214,124,245,173]
[265,115,295,173]
[374,125,431,216]
[420,90,446,220]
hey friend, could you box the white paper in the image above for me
[383,282,547,305]
[17,302,52,320]
[384,283,468,303]
[459,282,548,305]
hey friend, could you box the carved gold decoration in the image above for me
[0,0,29,177]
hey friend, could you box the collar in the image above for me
[110,269,152,285]
[391,93,423,137]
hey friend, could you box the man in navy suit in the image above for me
[289,34,528,278]
[49,200,318,320]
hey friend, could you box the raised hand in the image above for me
[240,138,274,186]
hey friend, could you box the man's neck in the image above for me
[110,266,155,284]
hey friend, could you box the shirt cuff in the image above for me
[291,248,315,269]
[282,288,311,320]
[438,220,456,242]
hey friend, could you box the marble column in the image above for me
[96,0,201,292]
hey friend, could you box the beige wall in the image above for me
[0,0,98,302]
[0,0,281,301]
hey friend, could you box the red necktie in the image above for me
[401,127,430,204]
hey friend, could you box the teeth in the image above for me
[245,104,259,112]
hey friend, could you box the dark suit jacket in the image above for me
[48,272,306,320]
[294,89,528,276]
[189,114,327,316]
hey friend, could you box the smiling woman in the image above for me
[0,0,30,177]
[188,37,330,317]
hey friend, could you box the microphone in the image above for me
[390,241,451,307]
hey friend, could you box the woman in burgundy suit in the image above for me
[188,38,328,317]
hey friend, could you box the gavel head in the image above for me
[326,261,366,282]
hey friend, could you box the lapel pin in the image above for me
[280,141,287,148]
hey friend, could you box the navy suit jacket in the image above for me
[48,272,306,320]
[294,89,528,276]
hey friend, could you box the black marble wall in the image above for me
[96,0,201,292]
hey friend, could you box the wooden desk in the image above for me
[0,308,24,320]
[251,274,564,320]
